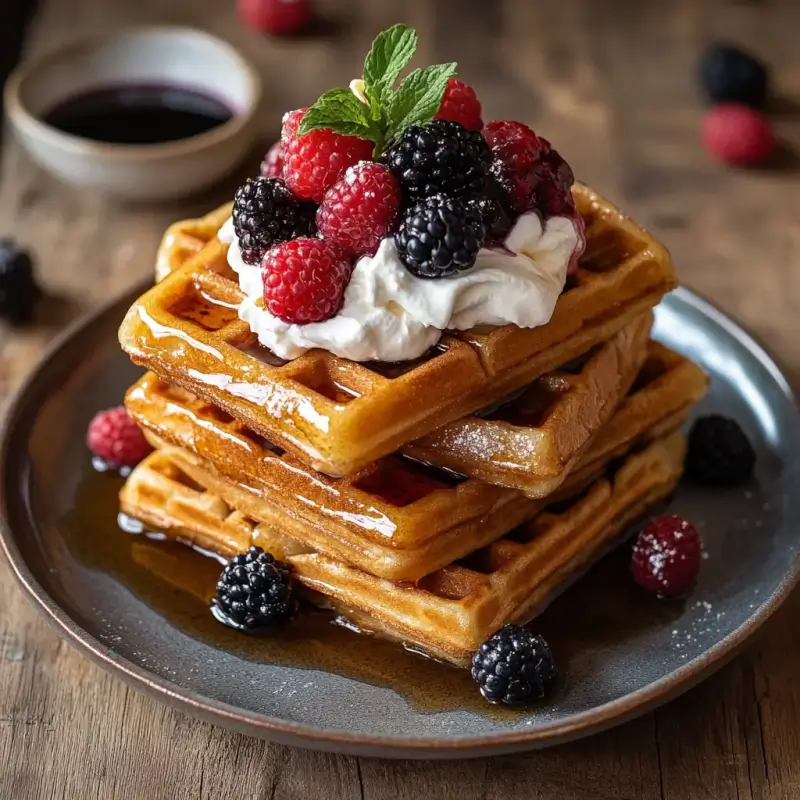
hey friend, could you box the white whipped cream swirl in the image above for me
[218,213,579,362]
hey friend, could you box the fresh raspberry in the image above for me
[260,141,284,179]
[281,108,307,146]
[631,515,702,598]
[262,238,352,324]
[282,110,373,203]
[702,104,776,165]
[237,0,311,36]
[87,407,151,467]
[485,120,549,214]
[316,163,401,258]
[435,78,483,130]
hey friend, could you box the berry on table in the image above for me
[213,546,296,630]
[0,239,40,324]
[395,194,486,279]
[282,110,373,203]
[687,415,756,486]
[262,237,352,324]
[435,78,483,130]
[699,43,769,110]
[237,0,311,36]
[86,407,151,467]
[384,119,491,201]
[471,624,558,706]
[260,141,285,179]
[701,103,776,166]
[631,515,702,598]
[317,162,401,259]
[232,177,317,266]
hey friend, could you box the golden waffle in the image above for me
[124,342,707,581]
[120,433,685,667]
[119,184,678,475]
[155,203,233,283]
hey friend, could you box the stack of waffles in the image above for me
[117,184,708,667]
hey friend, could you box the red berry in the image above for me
[262,238,352,324]
[317,163,401,259]
[87,407,151,467]
[237,0,310,36]
[435,78,483,130]
[260,141,284,179]
[282,110,373,203]
[702,103,776,165]
[631,515,702,598]
[281,108,307,146]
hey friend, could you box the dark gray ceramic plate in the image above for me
[1,284,799,759]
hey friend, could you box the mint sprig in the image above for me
[297,24,456,157]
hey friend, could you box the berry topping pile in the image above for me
[631,515,703,598]
[687,414,756,486]
[0,239,40,324]
[213,546,296,630]
[471,624,558,706]
[87,407,152,468]
[231,23,581,326]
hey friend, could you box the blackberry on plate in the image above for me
[471,624,558,706]
[232,177,316,266]
[213,546,296,630]
[384,120,491,201]
[686,414,756,486]
[699,43,768,109]
[395,194,486,279]
[0,239,40,324]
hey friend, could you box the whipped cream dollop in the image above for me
[218,213,580,362]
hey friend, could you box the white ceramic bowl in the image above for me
[4,27,262,201]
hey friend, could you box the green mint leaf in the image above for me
[298,88,379,142]
[386,62,457,140]
[363,24,418,101]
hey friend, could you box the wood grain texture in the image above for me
[1,0,800,797]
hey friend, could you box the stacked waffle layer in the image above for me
[118,185,708,666]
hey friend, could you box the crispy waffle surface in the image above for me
[119,184,678,476]
[124,342,708,581]
[120,432,686,667]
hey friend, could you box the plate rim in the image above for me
[1,283,798,759]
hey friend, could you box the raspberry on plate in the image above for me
[702,103,776,165]
[87,407,151,467]
[232,177,317,265]
[471,624,558,706]
[631,515,702,598]
[435,78,483,130]
[282,110,373,203]
[317,163,401,259]
[384,119,491,201]
[262,237,352,324]
[237,0,311,36]
[687,415,756,486]
[260,141,284,179]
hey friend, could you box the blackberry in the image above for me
[395,195,486,279]
[467,177,512,246]
[699,43,768,109]
[471,625,558,706]
[687,415,756,486]
[213,546,296,630]
[384,120,491,201]
[232,177,316,266]
[0,239,40,324]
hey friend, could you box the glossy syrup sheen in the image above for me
[61,466,514,716]
[43,85,233,145]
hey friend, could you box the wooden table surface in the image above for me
[2,1,800,797]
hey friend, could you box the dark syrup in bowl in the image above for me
[42,85,234,145]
